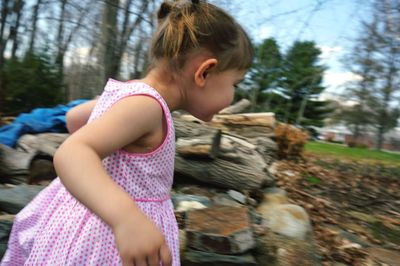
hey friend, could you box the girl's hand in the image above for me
[112,211,172,266]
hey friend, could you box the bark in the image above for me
[219,99,251,114]
[176,131,221,159]
[178,113,276,139]
[10,0,23,59]
[175,156,271,190]
[110,0,150,79]
[1,112,277,190]
[28,0,41,53]
[101,0,119,82]
[0,0,10,68]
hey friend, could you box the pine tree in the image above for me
[281,41,329,126]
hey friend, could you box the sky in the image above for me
[224,0,372,101]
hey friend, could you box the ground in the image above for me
[274,154,400,266]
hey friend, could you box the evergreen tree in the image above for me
[281,41,329,126]
[248,38,282,111]
[1,52,64,115]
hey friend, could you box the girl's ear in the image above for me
[194,58,218,87]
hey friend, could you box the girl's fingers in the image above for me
[134,257,147,266]
[147,253,160,266]
[159,244,172,266]
[121,257,134,266]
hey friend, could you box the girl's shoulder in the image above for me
[89,79,172,125]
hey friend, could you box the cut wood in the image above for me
[179,113,275,128]
[209,113,275,127]
[173,115,219,138]
[17,133,68,156]
[176,130,221,159]
[175,156,272,190]
[0,144,32,184]
[219,99,251,114]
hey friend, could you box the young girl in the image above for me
[1,0,253,265]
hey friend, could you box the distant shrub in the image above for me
[347,141,368,149]
[1,52,64,115]
[274,123,308,159]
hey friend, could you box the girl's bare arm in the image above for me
[66,99,97,134]
[54,96,171,265]
[55,96,162,227]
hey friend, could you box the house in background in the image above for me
[317,124,400,151]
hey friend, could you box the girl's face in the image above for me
[188,69,246,122]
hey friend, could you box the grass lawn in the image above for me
[305,141,400,166]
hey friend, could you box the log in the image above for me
[213,113,275,127]
[219,99,251,114]
[17,133,68,156]
[174,132,275,190]
[0,144,32,184]
[28,153,57,184]
[178,113,276,139]
[176,130,221,159]
[173,115,218,138]
[0,133,67,184]
[175,156,272,190]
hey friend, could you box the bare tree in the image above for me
[342,0,400,150]
[0,0,12,67]
[100,0,151,82]
[28,0,41,53]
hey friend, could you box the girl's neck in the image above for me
[140,66,187,112]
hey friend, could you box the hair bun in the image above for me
[158,2,172,20]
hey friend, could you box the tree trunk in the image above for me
[0,0,10,68]
[28,0,42,53]
[101,0,119,82]
[111,0,150,79]
[10,0,24,59]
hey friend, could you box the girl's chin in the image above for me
[197,113,214,122]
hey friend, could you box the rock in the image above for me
[178,186,216,199]
[186,205,254,254]
[0,218,13,259]
[176,201,207,212]
[172,194,211,212]
[227,190,246,204]
[257,188,311,240]
[182,250,257,266]
[212,193,242,208]
[0,184,44,214]
[254,228,319,266]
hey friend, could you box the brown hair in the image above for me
[150,0,253,72]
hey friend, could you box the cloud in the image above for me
[323,70,362,89]
[65,47,92,66]
[256,25,274,41]
[318,45,343,62]
[320,71,363,103]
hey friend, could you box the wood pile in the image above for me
[0,99,278,192]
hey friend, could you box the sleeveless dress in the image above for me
[1,79,180,265]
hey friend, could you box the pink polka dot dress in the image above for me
[1,79,180,265]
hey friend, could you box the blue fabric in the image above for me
[0,100,89,147]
